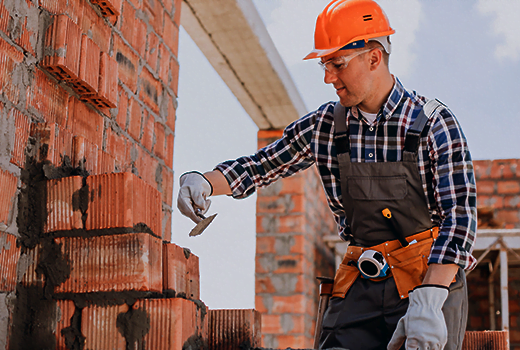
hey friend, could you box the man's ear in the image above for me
[369,49,383,71]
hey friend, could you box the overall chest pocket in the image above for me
[347,175,407,200]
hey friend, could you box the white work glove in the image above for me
[177,171,213,223]
[387,285,449,350]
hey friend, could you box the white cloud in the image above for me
[477,0,520,61]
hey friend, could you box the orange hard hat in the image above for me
[304,0,395,60]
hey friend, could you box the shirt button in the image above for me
[369,153,374,158]
[369,127,374,131]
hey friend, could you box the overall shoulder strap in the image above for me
[333,102,350,155]
[403,99,445,153]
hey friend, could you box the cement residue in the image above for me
[60,305,85,350]
[182,334,208,350]
[183,247,192,259]
[36,239,71,298]
[116,306,150,350]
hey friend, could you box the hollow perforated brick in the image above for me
[208,309,262,349]
[461,331,509,350]
[91,0,122,17]
[31,123,74,167]
[83,52,118,109]
[86,172,162,236]
[9,109,31,168]
[54,233,162,293]
[70,35,100,95]
[82,303,128,350]
[55,300,75,350]
[72,135,99,174]
[45,176,84,233]
[41,14,82,81]
[134,298,208,349]
[163,243,200,300]
[19,245,44,287]
[0,169,17,227]
[0,231,20,292]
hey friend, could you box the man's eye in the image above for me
[332,62,344,70]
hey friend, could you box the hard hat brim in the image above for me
[303,28,395,60]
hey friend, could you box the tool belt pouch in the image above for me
[332,251,361,298]
[386,238,433,298]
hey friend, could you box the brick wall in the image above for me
[255,130,336,349]
[467,159,520,349]
[474,159,520,228]
[0,0,226,348]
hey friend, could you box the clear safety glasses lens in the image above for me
[319,48,372,74]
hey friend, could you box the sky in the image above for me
[172,0,520,310]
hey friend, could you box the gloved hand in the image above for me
[177,171,213,223]
[387,285,449,350]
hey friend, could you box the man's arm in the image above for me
[203,170,232,196]
[422,263,459,286]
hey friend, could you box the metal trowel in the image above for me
[189,212,218,237]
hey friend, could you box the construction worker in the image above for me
[177,0,476,349]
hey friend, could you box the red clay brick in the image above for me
[135,298,208,349]
[476,180,496,195]
[165,131,173,168]
[163,243,200,299]
[256,236,276,255]
[261,314,282,334]
[153,122,165,159]
[256,276,276,294]
[139,67,161,113]
[120,1,136,42]
[0,231,20,292]
[98,149,116,174]
[461,331,509,350]
[45,176,84,233]
[0,1,8,33]
[146,32,160,72]
[13,0,37,56]
[82,303,128,349]
[504,195,520,209]
[55,233,162,293]
[497,180,520,194]
[134,18,147,57]
[128,98,143,140]
[71,35,100,95]
[158,44,170,84]
[163,209,172,242]
[56,300,75,350]
[476,195,504,209]
[271,294,306,314]
[473,160,491,180]
[105,127,131,170]
[165,95,176,131]
[277,334,310,349]
[208,309,261,349]
[116,86,129,127]
[27,69,69,124]
[169,56,179,96]
[114,34,139,92]
[90,52,118,109]
[161,167,173,206]
[91,0,122,16]
[135,146,160,188]
[0,169,17,228]
[141,110,155,151]
[173,0,181,26]
[163,14,178,56]
[0,34,25,103]
[163,0,174,14]
[68,97,104,146]
[65,0,84,25]
[143,0,164,37]
[19,245,44,287]
[495,209,520,226]
[72,135,99,173]
[38,0,68,14]
[31,122,56,163]
[41,14,82,81]
[9,109,31,168]
[86,172,162,236]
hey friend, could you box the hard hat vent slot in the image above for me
[363,14,373,21]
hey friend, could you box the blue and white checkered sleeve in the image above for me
[427,108,477,270]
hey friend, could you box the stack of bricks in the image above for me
[474,159,520,228]
[255,130,336,349]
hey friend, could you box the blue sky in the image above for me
[172,0,520,309]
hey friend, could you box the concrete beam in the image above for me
[181,0,307,130]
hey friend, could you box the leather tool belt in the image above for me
[332,227,439,300]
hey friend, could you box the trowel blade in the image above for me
[189,213,218,237]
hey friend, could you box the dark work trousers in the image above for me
[319,267,468,350]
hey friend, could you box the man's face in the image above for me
[320,49,373,108]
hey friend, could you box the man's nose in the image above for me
[324,69,338,84]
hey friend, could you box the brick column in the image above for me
[255,130,336,349]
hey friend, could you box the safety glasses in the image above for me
[319,48,372,75]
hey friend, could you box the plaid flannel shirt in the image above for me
[215,78,477,270]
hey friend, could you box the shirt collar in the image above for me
[380,76,406,121]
